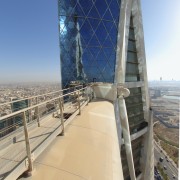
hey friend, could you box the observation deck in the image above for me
[23,100,122,180]
[0,84,125,180]
[0,83,150,180]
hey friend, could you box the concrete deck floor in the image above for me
[0,113,61,180]
[24,100,122,180]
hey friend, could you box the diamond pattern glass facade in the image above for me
[58,0,121,87]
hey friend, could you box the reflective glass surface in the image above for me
[58,0,121,87]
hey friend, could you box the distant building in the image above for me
[11,97,30,123]
[154,90,161,98]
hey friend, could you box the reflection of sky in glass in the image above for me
[58,0,121,87]
[59,17,67,35]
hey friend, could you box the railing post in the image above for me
[36,106,40,127]
[36,97,38,104]
[58,97,64,135]
[60,94,64,110]
[28,98,32,122]
[89,86,93,101]
[77,91,81,115]
[86,88,89,105]
[22,111,33,175]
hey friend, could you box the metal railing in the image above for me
[0,85,85,138]
[0,85,93,179]
[0,85,83,114]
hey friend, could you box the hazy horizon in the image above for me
[0,0,179,83]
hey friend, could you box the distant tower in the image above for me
[160,77,162,81]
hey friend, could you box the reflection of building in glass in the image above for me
[59,0,119,87]
[11,98,30,125]
[75,15,86,82]
[11,98,29,112]
[58,0,153,179]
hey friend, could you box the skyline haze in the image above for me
[0,0,179,83]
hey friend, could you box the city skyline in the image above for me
[0,0,179,83]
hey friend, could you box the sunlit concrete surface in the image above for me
[0,114,61,180]
[23,100,123,180]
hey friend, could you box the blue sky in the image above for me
[0,0,60,83]
[142,0,180,81]
[0,0,179,83]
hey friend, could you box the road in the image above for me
[154,142,178,180]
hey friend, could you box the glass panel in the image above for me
[129,29,135,40]
[126,87,145,134]
[130,121,148,134]
[125,15,140,82]
[128,41,136,52]
[87,5,100,18]
[129,87,142,95]
[126,63,139,74]
[129,114,144,126]
[95,21,108,44]
[132,136,143,146]
[127,105,144,116]
[121,147,130,180]
[78,0,93,15]
[130,15,133,27]
[58,0,121,87]
[125,75,139,82]
[109,0,120,22]
[94,1,107,17]
[126,96,142,106]
[103,9,113,21]
[109,24,118,45]
[58,0,77,16]
[127,52,138,63]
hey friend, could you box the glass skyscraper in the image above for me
[58,0,154,180]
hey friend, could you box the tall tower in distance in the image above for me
[58,0,153,179]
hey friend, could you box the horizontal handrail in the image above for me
[0,85,83,106]
[0,86,90,122]
[0,90,61,106]
[0,121,22,134]
[0,84,93,179]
